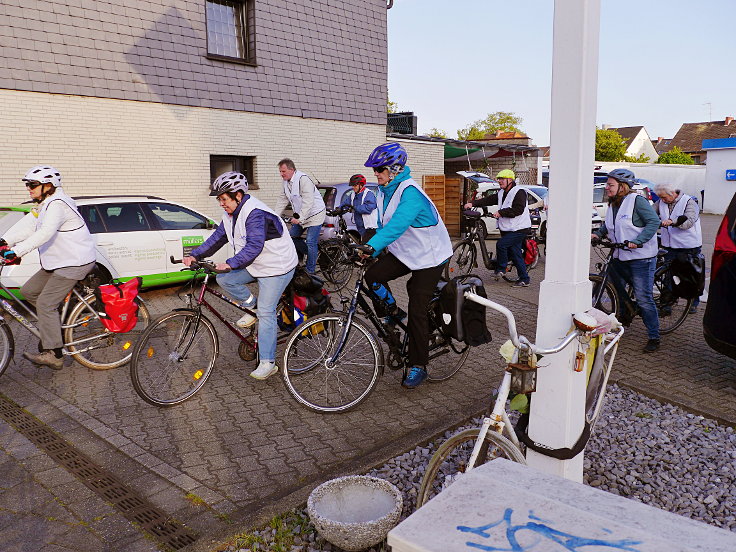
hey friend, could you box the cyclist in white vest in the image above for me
[464,169,532,286]
[654,181,703,313]
[359,142,453,389]
[0,166,96,370]
[274,159,326,275]
[184,172,298,380]
[591,168,662,353]
[340,174,378,242]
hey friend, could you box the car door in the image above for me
[143,202,226,279]
[88,202,167,281]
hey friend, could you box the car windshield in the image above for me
[525,186,548,199]
[593,187,606,203]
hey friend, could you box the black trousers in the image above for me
[364,252,445,367]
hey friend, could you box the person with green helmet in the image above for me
[464,169,532,286]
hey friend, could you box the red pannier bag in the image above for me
[94,277,142,333]
[524,238,539,265]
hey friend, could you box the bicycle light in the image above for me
[507,349,537,395]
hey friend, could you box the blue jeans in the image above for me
[217,267,296,362]
[290,224,321,274]
[496,231,529,283]
[663,246,702,308]
[609,257,660,340]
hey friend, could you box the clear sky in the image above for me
[387,0,736,146]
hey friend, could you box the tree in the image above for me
[624,153,651,163]
[457,111,523,141]
[595,128,628,162]
[427,128,448,138]
[656,146,694,165]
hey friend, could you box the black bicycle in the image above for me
[446,210,539,281]
[280,249,471,413]
[590,240,693,333]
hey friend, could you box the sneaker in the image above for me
[643,339,660,353]
[236,312,257,328]
[513,280,530,287]
[688,305,698,315]
[401,366,428,389]
[493,272,503,281]
[23,350,63,370]
[250,360,278,380]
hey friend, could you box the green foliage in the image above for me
[509,393,529,414]
[624,153,651,163]
[457,111,523,141]
[220,510,314,552]
[427,127,448,138]
[595,128,628,162]
[184,492,207,507]
[387,95,399,114]
[656,146,695,165]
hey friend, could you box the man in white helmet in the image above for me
[183,171,298,380]
[0,166,96,369]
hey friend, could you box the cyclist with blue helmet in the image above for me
[592,168,662,353]
[359,142,453,389]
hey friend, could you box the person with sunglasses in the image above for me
[0,166,96,370]
[359,142,453,389]
[340,174,378,242]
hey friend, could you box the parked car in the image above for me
[703,192,736,360]
[0,196,226,291]
[317,182,379,241]
[459,171,547,239]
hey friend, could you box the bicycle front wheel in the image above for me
[317,240,354,293]
[445,241,476,279]
[653,266,692,334]
[590,274,618,316]
[130,311,218,407]
[416,428,526,508]
[282,313,382,413]
[64,295,151,370]
[0,320,15,378]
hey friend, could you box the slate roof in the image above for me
[608,126,644,148]
[656,118,736,154]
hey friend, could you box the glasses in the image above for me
[373,166,388,174]
[24,181,42,189]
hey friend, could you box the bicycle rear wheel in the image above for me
[416,428,525,509]
[318,239,354,292]
[0,320,14,378]
[589,274,618,315]
[64,295,150,370]
[653,266,692,334]
[130,311,218,407]
[426,331,470,382]
[445,241,476,279]
[282,313,382,413]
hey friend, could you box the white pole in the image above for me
[526,0,601,480]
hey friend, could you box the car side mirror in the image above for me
[207,219,217,229]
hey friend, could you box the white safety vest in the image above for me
[36,189,96,271]
[377,179,452,270]
[605,193,658,261]
[496,185,532,232]
[658,195,702,249]
[282,171,325,224]
[348,188,378,229]
[222,196,298,278]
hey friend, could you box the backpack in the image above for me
[524,238,539,265]
[94,277,142,333]
[437,275,492,346]
[670,252,706,299]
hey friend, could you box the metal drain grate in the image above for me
[0,394,198,550]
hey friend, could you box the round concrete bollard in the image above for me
[307,475,403,551]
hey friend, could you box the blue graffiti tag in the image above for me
[456,508,643,551]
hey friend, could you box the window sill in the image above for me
[206,54,257,67]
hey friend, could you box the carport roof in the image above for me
[386,133,540,159]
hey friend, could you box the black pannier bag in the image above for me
[437,275,492,346]
[670,252,706,300]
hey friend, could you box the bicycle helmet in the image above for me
[364,142,407,169]
[209,171,249,197]
[349,174,366,187]
[607,168,636,186]
[22,165,62,187]
[496,169,516,180]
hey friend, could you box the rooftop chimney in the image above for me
[657,137,664,142]
[726,117,734,126]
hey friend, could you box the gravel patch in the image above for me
[223,384,736,551]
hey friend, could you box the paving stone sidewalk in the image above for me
[0,214,732,551]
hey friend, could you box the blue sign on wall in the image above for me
[727,169,736,181]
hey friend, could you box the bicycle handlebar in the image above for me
[592,239,638,249]
[170,256,231,274]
